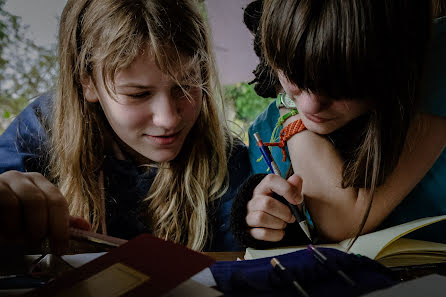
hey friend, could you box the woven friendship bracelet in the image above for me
[270,109,299,143]
[264,119,306,161]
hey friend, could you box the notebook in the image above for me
[245,215,446,267]
[23,234,216,297]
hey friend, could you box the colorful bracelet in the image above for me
[265,119,306,162]
[278,109,299,126]
[270,109,299,143]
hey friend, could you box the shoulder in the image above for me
[11,93,53,130]
[229,138,248,155]
[227,138,251,176]
[420,17,446,116]
[0,93,53,173]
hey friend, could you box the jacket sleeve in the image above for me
[230,173,311,249]
[0,94,51,174]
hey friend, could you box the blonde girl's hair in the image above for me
[432,0,446,18]
[261,0,432,241]
[50,0,231,251]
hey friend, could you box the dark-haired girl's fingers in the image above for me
[249,227,285,242]
[247,195,295,224]
[246,210,288,230]
[254,174,303,206]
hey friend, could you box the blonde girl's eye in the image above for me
[127,92,152,99]
[115,91,153,105]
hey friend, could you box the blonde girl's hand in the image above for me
[246,174,303,242]
[0,170,89,254]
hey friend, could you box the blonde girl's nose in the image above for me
[151,94,181,129]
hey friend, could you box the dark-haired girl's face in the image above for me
[278,72,372,135]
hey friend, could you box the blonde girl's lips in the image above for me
[144,131,181,145]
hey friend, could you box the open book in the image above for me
[245,215,446,267]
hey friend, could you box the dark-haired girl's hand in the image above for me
[0,170,89,254]
[246,173,303,241]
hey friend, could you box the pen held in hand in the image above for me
[307,244,356,287]
[270,257,309,297]
[254,132,312,242]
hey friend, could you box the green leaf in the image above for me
[3,110,10,118]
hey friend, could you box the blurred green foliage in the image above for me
[224,82,274,141]
[0,0,58,133]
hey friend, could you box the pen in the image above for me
[70,228,128,248]
[307,244,356,287]
[270,257,309,297]
[254,132,312,242]
[254,132,282,176]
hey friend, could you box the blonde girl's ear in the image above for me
[81,76,99,103]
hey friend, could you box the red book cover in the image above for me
[24,234,216,297]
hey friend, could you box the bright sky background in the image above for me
[4,0,67,48]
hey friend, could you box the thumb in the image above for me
[287,174,303,189]
[286,174,303,204]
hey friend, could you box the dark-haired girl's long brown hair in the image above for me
[261,0,432,243]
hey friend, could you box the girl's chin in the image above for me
[303,121,337,135]
[142,150,181,163]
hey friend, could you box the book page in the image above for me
[344,215,446,259]
[377,238,446,258]
[245,215,446,260]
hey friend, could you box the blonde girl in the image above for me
[0,0,250,253]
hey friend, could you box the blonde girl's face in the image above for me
[278,72,372,135]
[82,49,202,163]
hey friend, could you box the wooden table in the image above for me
[203,251,245,261]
